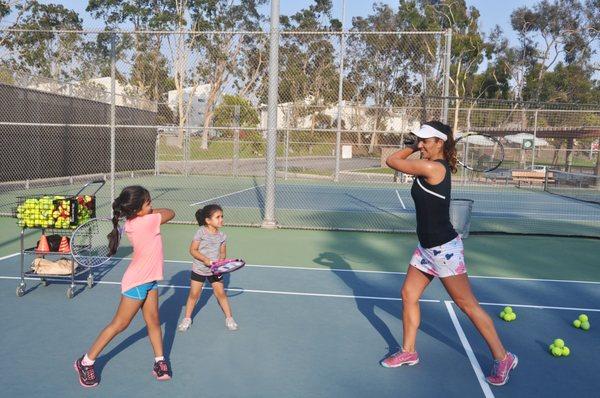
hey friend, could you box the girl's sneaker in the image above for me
[486,352,518,386]
[152,359,172,381]
[380,350,420,368]
[177,318,192,332]
[74,356,99,387]
[225,317,238,331]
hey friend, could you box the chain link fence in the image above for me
[0,29,598,237]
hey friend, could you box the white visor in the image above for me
[413,125,447,141]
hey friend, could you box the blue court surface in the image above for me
[1,251,599,398]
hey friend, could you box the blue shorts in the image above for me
[122,281,158,300]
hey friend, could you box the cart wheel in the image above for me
[41,278,48,287]
[16,285,25,297]
[87,274,94,289]
[66,287,74,299]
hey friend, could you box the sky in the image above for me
[17,0,533,45]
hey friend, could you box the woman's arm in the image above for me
[386,148,443,180]
[189,240,212,266]
[152,208,175,224]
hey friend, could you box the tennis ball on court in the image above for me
[573,319,581,328]
[503,313,512,322]
[504,306,513,314]
[553,339,565,348]
[510,313,517,321]
[562,347,570,356]
[581,321,590,331]
[551,347,563,357]
[549,344,555,352]
[579,314,588,323]
[499,311,506,319]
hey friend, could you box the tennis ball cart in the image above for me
[14,180,105,299]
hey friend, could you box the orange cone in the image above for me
[36,234,50,252]
[58,236,70,253]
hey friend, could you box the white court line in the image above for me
[479,302,600,312]
[0,275,439,302]
[395,189,406,210]
[445,301,495,398]
[189,184,265,206]
[3,252,600,285]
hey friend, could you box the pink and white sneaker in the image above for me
[486,352,518,386]
[380,350,420,368]
[152,359,172,381]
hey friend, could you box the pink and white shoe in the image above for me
[486,352,518,386]
[380,350,420,368]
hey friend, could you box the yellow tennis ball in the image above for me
[503,306,513,314]
[553,339,565,348]
[499,311,506,319]
[581,321,590,331]
[578,314,588,323]
[551,347,562,357]
[562,347,570,356]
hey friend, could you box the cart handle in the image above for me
[75,180,106,196]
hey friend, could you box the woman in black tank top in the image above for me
[382,121,517,385]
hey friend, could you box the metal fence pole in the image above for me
[532,109,538,168]
[262,0,279,228]
[110,33,116,216]
[442,29,452,124]
[233,105,240,176]
[334,0,346,182]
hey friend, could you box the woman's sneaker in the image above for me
[74,356,99,387]
[486,352,518,386]
[380,350,420,368]
[152,359,172,381]
[177,317,192,332]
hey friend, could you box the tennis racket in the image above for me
[70,218,123,268]
[210,258,245,276]
[455,133,504,172]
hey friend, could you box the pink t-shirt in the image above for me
[121,213,164,292]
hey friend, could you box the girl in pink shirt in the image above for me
[74,186,175,388]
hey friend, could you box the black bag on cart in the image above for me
[36,235,69,252]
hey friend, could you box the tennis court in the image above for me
[0,222,599,397]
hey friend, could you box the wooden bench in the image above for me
[512,170,554,187]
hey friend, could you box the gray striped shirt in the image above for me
[191,226,227,276]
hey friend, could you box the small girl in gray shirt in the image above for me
[178,204,238,332]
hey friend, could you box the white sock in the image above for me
[82,354,95,366]
[155,356,164,363]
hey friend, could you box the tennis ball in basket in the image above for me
[581,321,590,331]
[551,347,563,357]
[578,314,588,323]
[573,319,581,328]
[562,347,570,356]
[503,306,513,314]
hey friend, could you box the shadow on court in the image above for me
[313,252,464,359]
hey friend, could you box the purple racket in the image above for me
[210,258,245,275]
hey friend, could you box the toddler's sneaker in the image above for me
[225,317,238,331]
[177,317,192,332]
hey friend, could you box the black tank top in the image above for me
[410,159,458,248]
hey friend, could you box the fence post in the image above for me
[110,33,116,216]
[442,28,452,124]
[233,105,240,177]
[334,0,347,182]
[262,0,279,228]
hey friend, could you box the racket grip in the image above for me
[403,133,418,148]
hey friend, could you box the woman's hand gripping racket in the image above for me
[70,218,123,268]
[210,258,245,276]
[455,133,504,172]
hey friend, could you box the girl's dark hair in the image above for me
[195,204,223,226]
[108,185,151,256]
[423,120,458,174]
